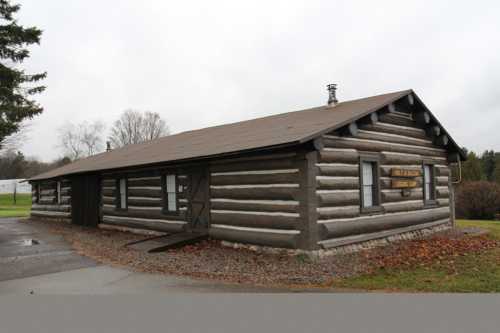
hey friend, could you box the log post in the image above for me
[297,150,319,250]
[449,174,456,228]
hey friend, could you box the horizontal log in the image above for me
[31,210,71,218]
[102,207,186,221]
[437,187,449,198]
[60,196,71,205]
[316,177,359,190]
[127,197,164,207]
[59,187,71,196]
[356,130,435,148]
[381,200,424,213]
[211,199,299,213]
[39,197,56,204]
[32,204,71,212]
[319,207,450,239]
[127,178,161,187]
[317,190,360,207]
[436,166,450,177]
[210,210,299,230]
[41,189,56,196]
[437,176,449,186]
[324,136,446,157]
[361,122,428,140]
[102,179,115,187]
[210,158,298,173]
[211,172,298,186]
[379,113,420,128]
[318,148,359,164]
[381,152,445,165]
[127,188,162,198]
[381,189,423,203]
[380,165,421,177]
[437,198,450,206]
[209,225,299,249]
[317,205,360,220]
[318,219,450,249]
[316,164,359,177]
[102,188,115,197]
[102,215,187,233]
[102,196,115,205]
[211,186,299,201]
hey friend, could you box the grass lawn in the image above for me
[333,219,500,292]
[0,193,31,217]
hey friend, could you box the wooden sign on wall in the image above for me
[392,179,418,189]
[391,168,421,178]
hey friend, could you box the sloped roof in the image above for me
[30,89,464,181]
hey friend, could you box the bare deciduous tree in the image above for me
[57,121,106,160]
[109,110,169,148]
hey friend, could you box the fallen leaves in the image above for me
[361,234,498,275]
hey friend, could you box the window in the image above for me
[423,164,436,203]
[360,155,381,212]
[36,184,40,204]
[117,178,127,209]
[165,174,177,212]
[57,181,61,204]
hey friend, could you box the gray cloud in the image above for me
[16,0,500,161]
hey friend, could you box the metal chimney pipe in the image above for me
[106,141,112,152]
[327,84,338,106]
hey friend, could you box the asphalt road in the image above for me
[0,218,299,294]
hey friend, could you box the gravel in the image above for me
[22,219,369,288]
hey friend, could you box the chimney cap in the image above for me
[327,84,338,106]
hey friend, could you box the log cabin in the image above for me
[28,87,466,251]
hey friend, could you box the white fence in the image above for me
[0,179,32,194]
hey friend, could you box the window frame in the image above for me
[56,181,61,205]
[359,153,382,214]
[422,160,437,206]
[115,177,128,210]
[161,173,179,215]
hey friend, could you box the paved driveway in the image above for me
[0,218,298,294]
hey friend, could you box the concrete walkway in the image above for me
[0,218,299,294]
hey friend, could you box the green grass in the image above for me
[334,220,500,292]
[0,193,31,217]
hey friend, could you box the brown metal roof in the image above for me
[30,89,462,181]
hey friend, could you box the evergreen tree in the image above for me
[481,150,496,181]
[462,151,483,181]
[0,0,46,147]
[495,152,500,183]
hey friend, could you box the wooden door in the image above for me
[186,166,210,230]
[71,173,100,227]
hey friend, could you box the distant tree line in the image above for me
[460,148,500,183]
[456,148,500,220]
[0,109,170,179]
[0,151,70,179]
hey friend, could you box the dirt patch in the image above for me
[22,219,498,288]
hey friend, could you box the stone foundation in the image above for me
[221,223,452,259]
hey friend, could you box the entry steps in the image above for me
[125,231,208,253]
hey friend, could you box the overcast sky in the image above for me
[15,0,500,161]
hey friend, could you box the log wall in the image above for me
[209,153,303,249]
[30,179,72,221]
[100,172,189,233]
[316,112,453,249]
